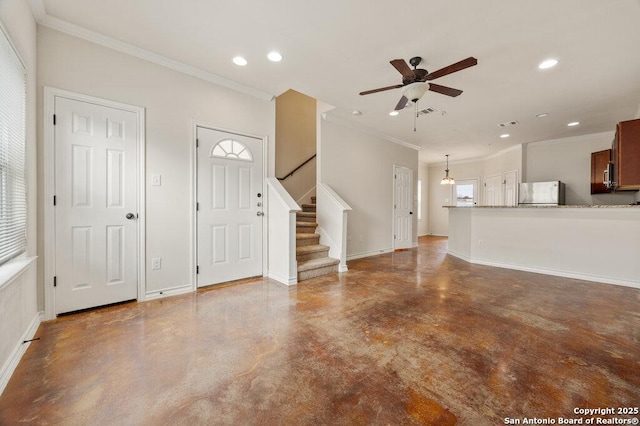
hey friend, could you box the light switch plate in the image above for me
[151,257,161,270]
[152,174,161,186]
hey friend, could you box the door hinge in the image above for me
[394,235,396,239]
[53,114,56,125]
[196,265,199,274]
[53,276,57,287]
[196,202,199,211]
[196,138,199,148]
[53,195,57,206]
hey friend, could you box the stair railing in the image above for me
[276,154,316,181]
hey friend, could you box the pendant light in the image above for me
[440,154,455,185]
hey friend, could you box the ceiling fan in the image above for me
[359,56,478,111]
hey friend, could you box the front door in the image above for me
[393,165,413,250]
[54,97,139,314]
[196,127,264,286]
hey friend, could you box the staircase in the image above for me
[296,196,340,281]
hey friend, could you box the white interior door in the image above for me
[503,170,518,206]
[54,97,138,314]
[197,127,264,287]
[393,166,413,249]
[483,174,503,206]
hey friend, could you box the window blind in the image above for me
[0,25,27,266]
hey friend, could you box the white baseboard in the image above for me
[145,285,192,300]
[0,311,43,396]
[347,248,393,261]
[268,271,297,286]
[449,251,640,289]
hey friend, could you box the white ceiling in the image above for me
[38,0,640,163]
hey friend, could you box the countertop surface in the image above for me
[446,204,640,208]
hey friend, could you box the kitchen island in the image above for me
[446,205,640,288]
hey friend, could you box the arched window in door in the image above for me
[210,138,253,161]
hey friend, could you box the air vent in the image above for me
[498,120,519,127]
[417,108,436,116]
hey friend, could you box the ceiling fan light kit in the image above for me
[359,55,477,130]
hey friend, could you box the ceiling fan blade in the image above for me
[359,84,404,96]
[426,57,478,81]
[394,96,409,111]
[390,59,416,79]
[428,83,463,97]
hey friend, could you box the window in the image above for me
[210,139,253,161]
[455,180,478,207]
[0,25,27,266]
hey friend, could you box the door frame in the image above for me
[43,87,146,320]
[190,120,268,291]
[392,165,414,250]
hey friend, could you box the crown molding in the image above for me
[323,114,422,151]
[28,0,273,102]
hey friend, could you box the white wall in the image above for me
[0,0,39,393]
[524,132,637,205]
[320,119,418,258]
[37,27,273,296]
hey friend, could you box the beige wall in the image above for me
[320,119,418,258]
[37,27,273,295]
[524,131,637,205]
[275,89,316,202]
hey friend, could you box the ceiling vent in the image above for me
[417,107,436,116]
[498,120,519,127]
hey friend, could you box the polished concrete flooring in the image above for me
[1,236,639,425]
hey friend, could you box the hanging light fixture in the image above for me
[440,154,455,185]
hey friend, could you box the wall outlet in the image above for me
[478,239,484,247]
[151,257,161,270]
[152,174,161,186]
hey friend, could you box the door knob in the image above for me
[256,212,264,216]
[126,213,136,220]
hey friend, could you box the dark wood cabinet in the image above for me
[612,118,640,190]
[591,149,611,194]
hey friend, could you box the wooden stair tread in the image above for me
[301,203,316,208]
[296,212,316,217]
[297,257,340,272]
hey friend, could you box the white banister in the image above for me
[316,183,352,272]
[266,178,301,285]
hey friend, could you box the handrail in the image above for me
[277,154,316,181]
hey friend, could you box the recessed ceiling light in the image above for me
[568,121,580,127]
[500,134,510,138]
[267,51,283,62]
[536,113,549,118]
[538,59,558,69]
[232,56,247,66]
[389,111,399,116]
[352,110,362,116]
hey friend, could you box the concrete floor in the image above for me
[1,236,639,425]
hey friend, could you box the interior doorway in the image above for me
[393,165,413,250]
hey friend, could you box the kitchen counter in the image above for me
[447,206,640,289]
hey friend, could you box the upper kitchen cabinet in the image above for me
[612,118,640,191]
[591,149,611,194]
